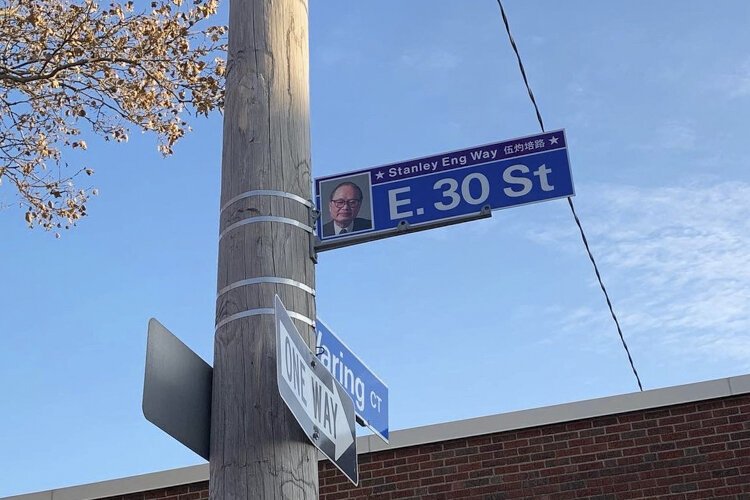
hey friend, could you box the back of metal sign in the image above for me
[143,318,212,460]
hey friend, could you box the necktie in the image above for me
[340,228,348,234]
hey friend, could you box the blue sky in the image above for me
[2,0,750,496]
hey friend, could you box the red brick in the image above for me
[491,464,520,475]
[383,457,407,468]
[568,436,594,446]
[407,468,433,480]
[604,423,632,434]
[502,438,529,449]
[542,441,569,452]
[405,452,434,464]
[579,427,606,438]
[660,431,689,441]
[427,483,451,494]
[419,475,446,487]
[658,449,686,460]
[441,439,468,450]
[478,441,504,453]
[418,459,444,470]
[550,447,579,460]
[529,434,555,445]
[658,415,687,425]
[581,443,609,454]
[455,461,482,473]
[417,444,441,455]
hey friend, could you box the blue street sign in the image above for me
[315,130,574,245]
[316,319,389,443]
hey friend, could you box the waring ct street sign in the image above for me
[316,319,389,443]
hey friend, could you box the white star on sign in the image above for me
[375,171,385,180]
[549,136,559,145]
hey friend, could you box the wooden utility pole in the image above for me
[211,0,317,497]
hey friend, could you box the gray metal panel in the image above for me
[729,373,750,394]
[0,465,211,500]
[1,494,51,500]
[143,318,212,460]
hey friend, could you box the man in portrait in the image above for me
[322,181,372,237]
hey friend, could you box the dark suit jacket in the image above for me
[322,218,371,237]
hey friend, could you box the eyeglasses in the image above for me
[330,199,361,209]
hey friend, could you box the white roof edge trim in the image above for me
[5,373,749,500]
[1,464,210,500]
[362,374,749,454]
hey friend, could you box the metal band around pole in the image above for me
[217,277,315,298]
[219,216,313,241]
[221,189,312,214]
[215,308,315,331]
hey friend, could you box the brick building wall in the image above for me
[7,375,750,500]
[92,394,750,500]
[319,395,750,499]
[100,482,209,500]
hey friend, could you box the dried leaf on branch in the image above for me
[0,0,226,231]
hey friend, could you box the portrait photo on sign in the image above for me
[318,173,373,239]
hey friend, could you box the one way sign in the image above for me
[275,296,358,485]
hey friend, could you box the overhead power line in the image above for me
[495,0,644,392]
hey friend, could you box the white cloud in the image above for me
[529,35,546,46]
[400,49,459,71]
[717,58,750,98]
[640,120,697,152]
[566,81,586,96]
[527,180,750,368]
[316,46,362,67]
